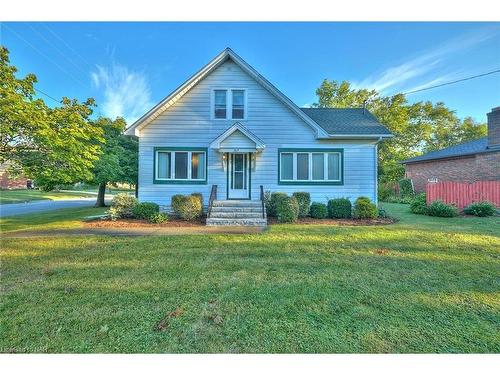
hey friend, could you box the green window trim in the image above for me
[153,147,208,185]
[277,148,344,186]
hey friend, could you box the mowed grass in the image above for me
[0,204,499,353]
[0,189,97,204]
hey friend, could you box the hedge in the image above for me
[292,192,311,218]
[327,198,352,218]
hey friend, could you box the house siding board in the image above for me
[220,130,256,149]
[138,60,377,209]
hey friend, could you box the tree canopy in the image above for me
[313,79,487,182]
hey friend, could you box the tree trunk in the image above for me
[135,182,138,198]
[95,182,107,207]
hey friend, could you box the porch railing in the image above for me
[259,185,266,219]
[208,185,217,218]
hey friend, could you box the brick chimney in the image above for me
[487,106,500,149]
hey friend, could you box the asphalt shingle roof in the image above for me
[401,137,493,164]
[300,107,392,136]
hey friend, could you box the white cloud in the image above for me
[353,27,499,95]
[91,63,153,125]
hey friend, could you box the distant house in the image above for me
[402,107,500,192]
[0,162,28,190]
[125,48,392,225]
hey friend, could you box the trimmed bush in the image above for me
[132,202,160,220]
[171,193,203,221]
[109,193,138,218]
[149,212,168,224]
[463,201,496,217]
[353,197,378,219]
[427,200,458,217]
[399,178,415,198]
[276,196,299,223]
[328,198,352,219]
[410,193,428,215]
[292,192,311,218]
[268,192,288,217]
[310,202,328,219]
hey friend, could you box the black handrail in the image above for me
[260,185,265,219]
[208,185,217,218]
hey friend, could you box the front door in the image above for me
[228,153,250,199]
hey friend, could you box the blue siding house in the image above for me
[125,48,392,225]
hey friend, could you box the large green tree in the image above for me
[0,46,105,190]
[90,117,138,207]
[313,79,487,182]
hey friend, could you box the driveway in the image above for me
[0,198,109,217]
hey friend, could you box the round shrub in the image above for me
[171,193,203,221]
[410,193,428,215]
[398,178,415,198]
[353,197,377,219]
[109,193,138,218]
[310,202,328,219]
[427,200,458,217]
[328,198,352,218]
[268,192,288,217]
[132,202,160,220]
[276,196,299,223]
[149,212,168,224]
[292,192,311,218]
[463,201,496,217]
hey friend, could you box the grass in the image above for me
[0,203,499,353]
[0,189,97,204]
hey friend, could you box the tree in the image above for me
[0,47,105,190]
[313,79,487,182]
[89,117,138,207]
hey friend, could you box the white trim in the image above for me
[210,122,266,151]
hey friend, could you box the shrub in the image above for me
[263,190,272,216]
[292,192,311,218]
[377,208,388,218]
[149,212,168,224]
[427,200,458,217]
[310,202,328,219]
[132,202,160,220]
[328,198,352,218]
[109,193,138,218]
[384,195,413,204]
[276,196,299,223]
[399,178,415,198]
[410,193,428,215]
[378,183,393,201]
[171,193,203,221]
[108,207,120,221]
[353,197,378,219]
[268,192,288,217]
[463,201,496,217]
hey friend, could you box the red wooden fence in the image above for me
[426,181,500,209]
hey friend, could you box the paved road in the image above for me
[0,198,107,217]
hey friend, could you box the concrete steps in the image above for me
[207,200,267,227]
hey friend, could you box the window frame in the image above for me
[211,88,247,120]
[277,148,344,185]
[153,147,208,184]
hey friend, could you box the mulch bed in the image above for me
[85,217,205,228]
[267,217,396,226]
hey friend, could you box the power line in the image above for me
[34,88,60,104]
[402,69,500,95]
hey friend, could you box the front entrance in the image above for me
[228,153,250,199]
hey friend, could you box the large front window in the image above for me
[155,148,207,184]
[279,149,343,185]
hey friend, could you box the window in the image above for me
[278,149,343,185]
[212,89,246,120]
[214,90,227,119]
[155,148,207,184]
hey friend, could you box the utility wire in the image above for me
[402,69,500,95]
[34,88,60,104]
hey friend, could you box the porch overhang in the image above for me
[209,122,266,153]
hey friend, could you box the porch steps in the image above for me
[207,200,267,227]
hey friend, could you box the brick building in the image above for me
[0,162,28,189]
[402,107,500,192]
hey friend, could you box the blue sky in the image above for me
[2,22,499,124]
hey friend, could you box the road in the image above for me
[0,197,109,217]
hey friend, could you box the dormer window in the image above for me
[212,89,246,120]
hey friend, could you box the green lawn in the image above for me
[0,189,97,204]
[1,203,499,353]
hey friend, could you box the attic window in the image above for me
[214,90,227,119]
[212,89,246,120]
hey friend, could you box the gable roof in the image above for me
[401,137,498,164]
[300,108,392,137]
[125,48,328,138]
[210,122,266,151]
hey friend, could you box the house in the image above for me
[125,48,392,225]
[402,106,500,192]
[0,162,28,190]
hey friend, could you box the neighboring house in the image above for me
[0,162,28,189]
[402,107,500,192]
[125,48,392,225]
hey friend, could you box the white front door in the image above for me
[228,153,250,199]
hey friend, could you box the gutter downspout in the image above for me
[374,137,383,206]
